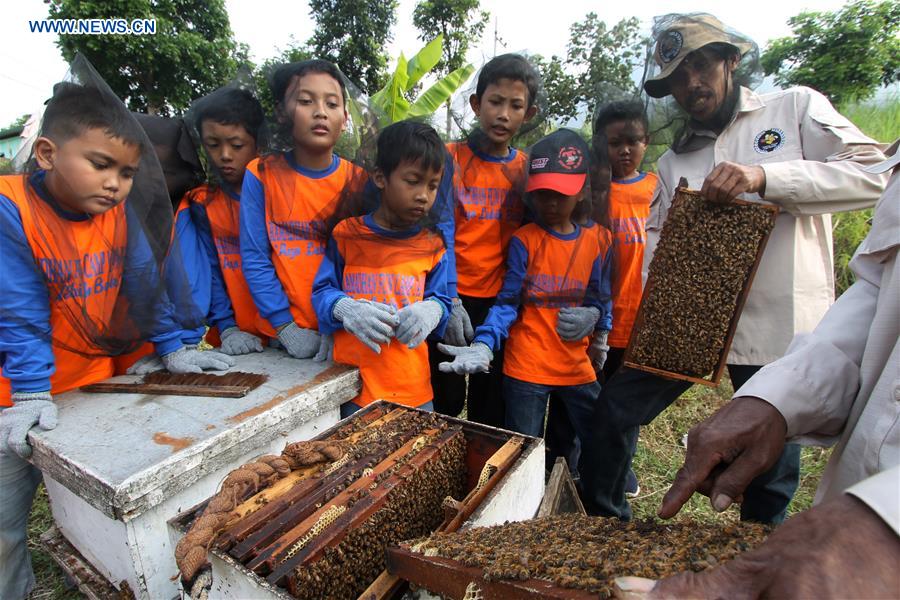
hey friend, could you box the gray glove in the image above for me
[313,333,333,362]
[276,322,321,359]
[396,300,444,349]
[437,342,493,375]
[1,391,58,458]
[556,306,601,341]
[126,352,165,375]
[588,330,610,373]
[442,297,474,346]
[219,327,264,356]
[162,346,235,374]
[333,298,399,354]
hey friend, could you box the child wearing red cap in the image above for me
[439,129,613,443]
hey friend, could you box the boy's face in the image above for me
[200,120,257,186]
[373,160,443,229]
[604,120,648,180]
[35,127,141,215]
[280,72,347,154]
[532,188,582,230]
[470,78,537,153]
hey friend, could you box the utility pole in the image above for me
[493,16,506,57]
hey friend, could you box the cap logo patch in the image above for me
[557,146,583,170]
[658,30,683,64]
[531,157,549,170]
[754,128,785,153]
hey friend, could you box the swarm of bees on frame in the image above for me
[630,190,777,377]
[406,515,771,599]
[193,408,468,600]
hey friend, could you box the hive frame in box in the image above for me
[167,400,545,600]
[623,188,779,386]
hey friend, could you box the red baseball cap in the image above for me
[525,129,589,195]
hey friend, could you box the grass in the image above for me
[630,376,831,523]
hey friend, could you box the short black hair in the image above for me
[376,120,445,178]
[476,53,541,109]
[593,100,649,138]
[270,59,347,106]
[41,81,144,149]
[194,88,264,140]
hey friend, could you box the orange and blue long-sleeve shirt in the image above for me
[240,152,363,335]
[449,141,527,298]
[607,172,657,348]
[312,214,451,408]
[473,222,613,386]
[0,172,183,405]
[188,184,267,338]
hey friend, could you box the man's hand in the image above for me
[615,494,900,599]
[658,396,786,519]
[1,392,58,458]
[700,161,766,203]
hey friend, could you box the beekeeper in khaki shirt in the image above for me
[617,146,900,600]
[578,13,887,525]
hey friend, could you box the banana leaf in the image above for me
[405,35,443,91]
[408,64,475,118]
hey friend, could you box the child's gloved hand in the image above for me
[437,342,493,375]
[333,298,399,354]
[396,300,444,349]
[219,327,264,356]
[162,346,235,374]
[313,333,333,362]
[126,352,165,375]
[556,306,601,341]
[1,391,58,458]
[443,298,474,346]
[276,322,321,359]
[588,330,610,372]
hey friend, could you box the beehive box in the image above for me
[169,402,544,600]
[389,515,771,599]
[624,188,778,385]
[29,349,359,599]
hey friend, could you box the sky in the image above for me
[0,0,853,127]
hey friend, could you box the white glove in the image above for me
[442,298,474,346]
[396,300,444,349]
[219,327,264,355]
[556,306,601,341]
[126,352,165,375]
[1,391,58,458]
[588,330,610,372]
[162,346,235,374]
[437,342,493,375]
[333,298,399,354]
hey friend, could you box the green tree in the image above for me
[254,39,313,116]
[412,0,488,136]
[48,0,247,115]
[308,0,398,94]
[533,14,645,124]
[761,0,900,107]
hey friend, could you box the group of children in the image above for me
[0,51,659,598]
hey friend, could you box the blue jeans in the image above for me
[579,365,800,524]
[340,400,434,419]
[0,449,43,600]
[503,376,600,474]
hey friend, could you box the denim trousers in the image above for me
[578,364,800,523]
[0,449,43,600]
[502,375,601,476]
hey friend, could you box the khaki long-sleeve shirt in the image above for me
[647,86,887,365]
[737,165,899,534]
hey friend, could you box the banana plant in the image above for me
[369,35,475,127]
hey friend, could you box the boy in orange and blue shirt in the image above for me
[433,54,540,426]
[240,59,364,361]
[439,129,612,444]
[313,121,451,417]
[188,87,270,354]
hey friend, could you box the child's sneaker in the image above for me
[625,468,640,498]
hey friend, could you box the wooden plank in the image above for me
[40,525,134,600]
[386,547,597,600]
[537,457,586,517]
[80,382,252,398]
